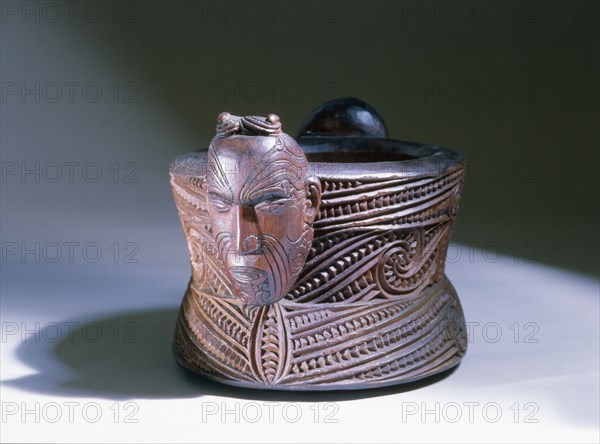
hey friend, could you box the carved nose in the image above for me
[234,205,260,254]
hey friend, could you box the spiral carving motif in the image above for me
[375,230,424,298]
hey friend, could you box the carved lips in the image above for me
[229,266,270,304]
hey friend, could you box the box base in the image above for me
[172,277,467,391]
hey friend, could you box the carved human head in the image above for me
[206,112,321,305]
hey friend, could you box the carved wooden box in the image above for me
[170,99,467,390]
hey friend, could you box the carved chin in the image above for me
[228,266,274,305]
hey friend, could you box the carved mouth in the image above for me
[229,266,267,285]
[229,266,271,304]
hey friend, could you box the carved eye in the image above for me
[210,196,231,212]
[254,195,290,212]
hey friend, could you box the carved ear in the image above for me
[305,175,321,224]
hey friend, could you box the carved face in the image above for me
[206,133,320,306]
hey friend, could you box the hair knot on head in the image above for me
[216,112,241,138]
[216,113,282,138]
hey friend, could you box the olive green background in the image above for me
[2,0,598,276]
